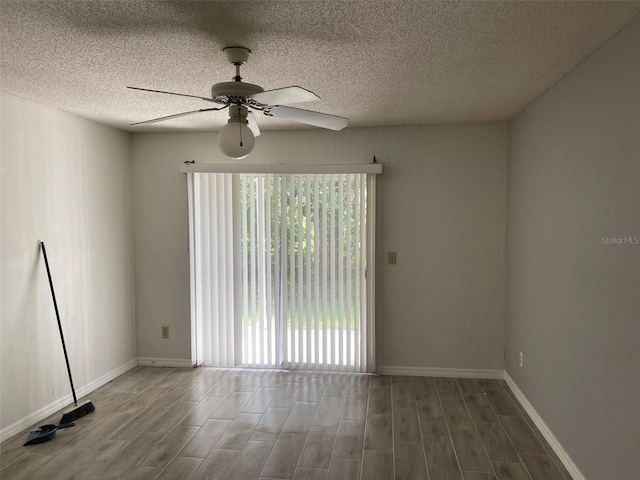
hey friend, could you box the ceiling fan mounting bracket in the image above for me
[223,46,251,65]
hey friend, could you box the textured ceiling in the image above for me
[1,1,639,132]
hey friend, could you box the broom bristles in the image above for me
[60,400,95,424]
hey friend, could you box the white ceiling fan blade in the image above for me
[247,111,261,137]
[127,86,214,102]
[266,106,348,131]
[131,107,226,126]
[250,86,320,106]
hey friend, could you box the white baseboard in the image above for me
[0,358,137,443]
[503,372,585,480]
[137,357,193,368]
[377,365,504,379]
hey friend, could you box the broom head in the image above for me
[60,400,95,424]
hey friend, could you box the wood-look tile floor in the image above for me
[0,367,573,480]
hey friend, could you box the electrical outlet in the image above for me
[519,351,523,368]
[388,252,397,265]
[162,326,169,338]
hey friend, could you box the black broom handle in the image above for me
[40,241,78,405]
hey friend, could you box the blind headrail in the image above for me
[180,163,382,175]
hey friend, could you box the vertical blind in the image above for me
[188,173,237,366]
[188,170,375,373]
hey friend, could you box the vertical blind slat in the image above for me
[313,176,321,367]
[360,174,368,371]
[288,176,295,368]
[337,175,344,368]
[346,174,353,369]
[265,176,273,367]
[321,177,329,368]
[296,178,303,369]
[241,177,250,365]
[304,175,312,366]
[353,175,362,370]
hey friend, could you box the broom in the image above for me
[40,241,95,423]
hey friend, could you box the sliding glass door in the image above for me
[188,171,375,373]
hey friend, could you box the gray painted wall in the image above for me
[506,18,640,480]
[0,93,136,435]
[131,123,508,372]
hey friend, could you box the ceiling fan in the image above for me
[128,46,349,159]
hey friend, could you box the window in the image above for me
[187,166,378,373]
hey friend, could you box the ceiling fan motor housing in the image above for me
[211,81,264,104]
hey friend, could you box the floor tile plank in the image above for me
[363,413,392,451]
[250,406,292,442]
[520,453,567,480]
[146,401,197,435]
[392,382,417,408]
[181,396,226,426]
[361,450,394,480]
[98,432,165,476]
[478,380,504,393]
[299,426,337,469]
[110,407,170,441]
[139,425,199,467]
[450,429,493,473]
[393,407,422,443]
[283,402,319,433]
[293,467,330,479]
[498,416,546,454]
[0,454,50,480]
[121,465,165,480]
[413,377,440,404]
[463,394,499,423]
[423,435,462,480]
[395,442,428,480]
[298,378,326,402]
[313,397,343,427]
[210,391,254,420]
[190,448,239,480]
[485,390,520,416]
[456,379,484,395]
[367,386,392,414]
[462,472,498,480]
[214,413,262,450]
[340,394,367,421]
[332,420,365,459]
[261,432,307,478]
[476,422,520,463]
[225,440,275,480]
[327,457,360,480]
[242,387,281,414]
[441,398,474,430]
[177,418,232,458]
[155,456,202,480]
[434,378,462,399]
[417,403,449,436]
[370,376,391,388]
[492,462,532,480]
[272,384,306,408]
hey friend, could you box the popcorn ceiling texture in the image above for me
[1,1,639,132]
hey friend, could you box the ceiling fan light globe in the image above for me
[218,122,255,159]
